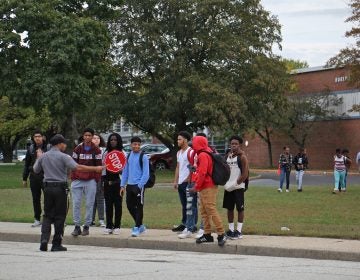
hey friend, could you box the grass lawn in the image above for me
[1,164,359,239]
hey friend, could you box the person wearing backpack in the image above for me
[120,136,150,237]
[223,136,249,240]
[23,130,51,227]
[190,135,226,246]
[70,128,102,237]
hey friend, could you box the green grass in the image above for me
[1,164,359,239]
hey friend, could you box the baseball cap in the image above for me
[50,134,67,145]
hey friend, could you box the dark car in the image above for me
[149,148,173,170]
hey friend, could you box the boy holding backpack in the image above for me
[120,137,150,237]
[190,135,226,246]
[223,136,249,240]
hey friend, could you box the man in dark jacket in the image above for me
[22,131,50,227]
[293,148,309,192]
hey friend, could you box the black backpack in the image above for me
[127,151,156,188]
[200,150,230,186]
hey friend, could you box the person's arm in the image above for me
[237,154,249,185]
[64,154,102,173]
[194,153,210,191]
[139,155,150,188]
[120,156,129,188]
[22,149,32,186]
[173,162,179,189]
[33,156,43,174]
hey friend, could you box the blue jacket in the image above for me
[120,152,149,189]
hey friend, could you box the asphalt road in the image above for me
[252,171,360,187]
[0,241,359,280]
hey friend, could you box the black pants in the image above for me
[177,182,187,225]
[29,174,43,221]
[41,184,67,246]
[104,180,122,229]
[126,185,144,227]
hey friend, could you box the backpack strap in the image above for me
[187,148,195,165]
[139,151,144,170]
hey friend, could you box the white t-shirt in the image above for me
[224,155,245,190]
[177,147,193,184]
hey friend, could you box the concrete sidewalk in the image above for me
[0,222,359,262]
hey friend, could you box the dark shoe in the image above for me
[225,230,234,239]
[71,226,82,237]
[172,224,186,232]
[190,226,198,233]
[40,242,48,252]
[297,189,302,192]
[51,245,67,252]
[196,234,214,244]
[81,226,89,236]
[217,234,227,247]
[233,230,243,239]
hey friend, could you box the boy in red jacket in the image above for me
[190,136,226,246]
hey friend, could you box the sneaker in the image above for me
[81,226,89,236]
[40,242,48,252]
[332,188,339,194]
[196,234,214,244]
[172,224,186,232]
[195,229,204,239]
[90,221,96,227]
[113,228,120,235]
[225,230,234,239]
[341,188,346,192]
[297,189,302,192]
[217,234,227,247]
[131,227,140,237]
[51,245,67,252]
[99,220,106,227]
[31,220,41,227]
[277,188,282,193]
[190,226,198,233]
[285,189,290,193]
[178,229,192,239]
[103,228,113,235]
[71,226,82,237]
[139,225,146,234]
[234,230,243,239]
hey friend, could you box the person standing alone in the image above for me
[23,130,50,227]
[71,128,102,237]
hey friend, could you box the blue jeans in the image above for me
[334,170,346,190]
[178,182,188,225]
[279,167,291,189]
[185,183,198,231]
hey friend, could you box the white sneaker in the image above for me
[103,228,113,235]
[113,228,120,235]
[178,229,192,239]
[99,220,106,227]
[285,189,290,193]
[277,188,282,193]
[195,229,204,239]
[31,220,41,227]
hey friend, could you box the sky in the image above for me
[261,0,355,67]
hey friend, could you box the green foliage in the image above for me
[112,0,282,147]
[281,58,309,72]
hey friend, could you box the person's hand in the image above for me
[36,149,43,158]
[188,187,196,194]
[236,178,243,185]
[120,188,125,197]
[173,182,178,190]
[22,180,27,188]
[95,166,104,173]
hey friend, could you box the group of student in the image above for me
[171,132,249,244]
[277,146,352,193]
[24,129,249,247]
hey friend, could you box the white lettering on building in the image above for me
[335,76,348,83]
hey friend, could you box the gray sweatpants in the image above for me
[71,179,97,227]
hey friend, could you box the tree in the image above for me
[281,58,309,72]
[112,0,282,159]
[0,97,51,162]
[0,0,118,145]
[328,0,360,86]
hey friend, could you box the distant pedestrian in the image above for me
[120,136,150,237]
[71,128,102,237]
[223,136,249,240]
[278,146,293,193]
[293,148,309,192]
[333,148,346,194]
[91,133,106,227]
[33,134,103,252]
[356,151,360,172]
[341,148,352,190]
[102,133,126,235]
[23,130,51,227]
[191,136,226,247]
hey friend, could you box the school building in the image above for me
[245,66,360,170]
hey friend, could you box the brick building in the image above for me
[245,66,360,170]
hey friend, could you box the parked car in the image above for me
[149,148,173,170]
[141,144,168,155]
[15,149,27,161]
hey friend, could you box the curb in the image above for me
[1,226,359,262]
